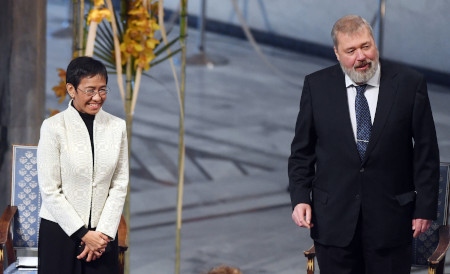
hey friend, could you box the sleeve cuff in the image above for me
[72,226,89,240]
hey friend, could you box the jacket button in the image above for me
[355,194,360,200]
[360,168,365,172]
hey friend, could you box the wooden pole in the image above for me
[175,0,188,273]
[123,57,133,274]
[72,0,85,57]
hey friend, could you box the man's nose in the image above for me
[355,49,365,60]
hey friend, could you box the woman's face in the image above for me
[67,74,107,115]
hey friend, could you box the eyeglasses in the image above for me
[76,87,109,97]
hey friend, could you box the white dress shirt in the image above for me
[346,64,381,141]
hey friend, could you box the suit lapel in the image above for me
[329,65,361,159]
[323,64,361,163]
[363,63,398,164]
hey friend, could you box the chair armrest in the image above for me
[118,215,128,252]
[0,206,17,244]
[428,226,450,265]
[0,205,18,271]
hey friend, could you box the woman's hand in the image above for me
[77,231,110,261]
[77,243,101,262]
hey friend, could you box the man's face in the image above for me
[334,27,379,84]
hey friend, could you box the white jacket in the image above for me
[37,102,129,239]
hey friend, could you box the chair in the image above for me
[302,163,450,274]
[0,145,128,274]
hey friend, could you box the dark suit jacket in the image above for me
[288,60,440,249]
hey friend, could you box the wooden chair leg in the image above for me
[436,257,445,274]
[306,256,315,274]
[118,250,125,274]
[0,248,4,274]
[428,257,445,274]
[428,264,437,274]
[304,245,316,274]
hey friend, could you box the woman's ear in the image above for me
[66,83,75,98]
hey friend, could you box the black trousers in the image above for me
[38,218,119,274]
[314,216,412,274]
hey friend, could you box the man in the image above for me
[288,15,439,274]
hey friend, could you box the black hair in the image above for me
[66,56,108,89]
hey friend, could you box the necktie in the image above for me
[355,84,371,161]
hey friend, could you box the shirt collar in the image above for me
[345,62,381,88]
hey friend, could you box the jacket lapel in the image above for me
[328,65,362,162]
[92,109,108,171]
[362,62,398,164]
[335,69,359,155]
[64,103,93,178]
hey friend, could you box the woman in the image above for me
[37,56,128,273]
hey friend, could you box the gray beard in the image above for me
[341,59,379,84]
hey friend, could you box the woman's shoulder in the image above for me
[41,109,67,128]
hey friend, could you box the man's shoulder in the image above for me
[381,59,423,79]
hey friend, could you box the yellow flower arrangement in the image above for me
[52,68,67,104]
[120,0,160,70]
[87,8,112,24]
[49,68,67,115]
[51,0,178,116]
[87,0,111,24]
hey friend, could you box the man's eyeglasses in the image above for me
[77,87,109,97]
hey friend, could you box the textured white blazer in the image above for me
[37,101,129,239]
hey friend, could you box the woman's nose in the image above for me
[92,92,102,100]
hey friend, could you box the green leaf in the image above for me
[151,48,182,67]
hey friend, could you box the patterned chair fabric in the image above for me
[411,163,450,266]
[11,146,41,249]
[3,145,40,274]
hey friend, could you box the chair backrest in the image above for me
[411,163,450,266]
[10,145,41,251]
[5,145,127,273]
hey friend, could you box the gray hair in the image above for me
[331,15,374,48]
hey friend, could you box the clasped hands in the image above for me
[77,231,110,262]
[292,203,432,237]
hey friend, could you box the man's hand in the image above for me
[412,218,432,238]
[292,203,314,229]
